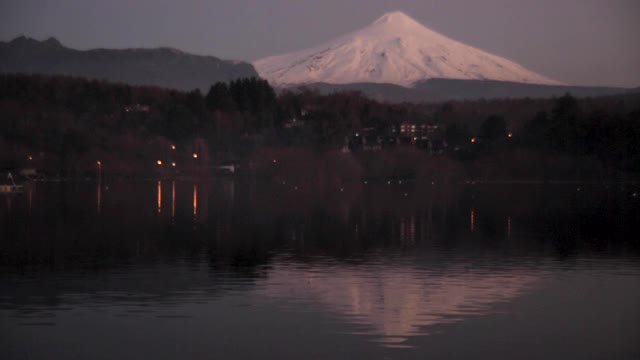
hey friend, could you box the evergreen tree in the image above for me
[479,115,507,143]
[205,82,236,112]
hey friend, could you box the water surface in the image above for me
[1,180,639,359]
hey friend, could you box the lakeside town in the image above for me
[1,73,640,193]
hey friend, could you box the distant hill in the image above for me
[294,79,631,103]
[0,36,258,91]
[413,79,631,101]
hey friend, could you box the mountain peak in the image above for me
[255,12,561,87]
[375,11,411,22]
[9,36,31,45]
[373,11,418,26]
[7,36,63,48]
[368,11,427,34]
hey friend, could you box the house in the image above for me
[399,122,440,137]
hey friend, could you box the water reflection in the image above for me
[4,195,12,210]
[226,180,235,204]
[2,181,639,268]
[193,183,198,219]
[96,181,101,214]
[398,216,416,245]
[27,186,33,214]
[171,180,176,223]
[157,180,162,214]
[1,181,640,358]
[471,208,477,233]
[258,260,543,348]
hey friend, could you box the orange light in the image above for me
[470,208,475,232]
[508,133,513,138]
[157,180,162,214]
[470,138,476,143]
[170,144,176,150]
[171,162,176,167]
[192,153,198,159]
[157,160,163,165]
[193,184,198,217]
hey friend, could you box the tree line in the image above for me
[1,73,639,177]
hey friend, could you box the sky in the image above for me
[1,0,639,87]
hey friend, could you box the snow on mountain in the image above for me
[254,11,561,87]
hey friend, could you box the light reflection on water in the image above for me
[1,180,640,359]
[157,180,162,214]
[171,180,176,222]
[193,183,198,219]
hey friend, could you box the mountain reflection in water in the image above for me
[1,180,639,359]
[258,259,543,347]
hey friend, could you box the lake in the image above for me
[1,180,640,359]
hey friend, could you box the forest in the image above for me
[1,73,639,181]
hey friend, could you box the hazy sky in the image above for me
[2,0,639,87]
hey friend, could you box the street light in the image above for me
[171,162,176,167]
[192,153,199,159]
[170,144,176,150]
[157,160,163,166]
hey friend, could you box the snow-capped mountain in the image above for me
[254,11,561,87]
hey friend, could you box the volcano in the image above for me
[254,11,560,87]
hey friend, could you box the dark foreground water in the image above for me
[1,180,640,359]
